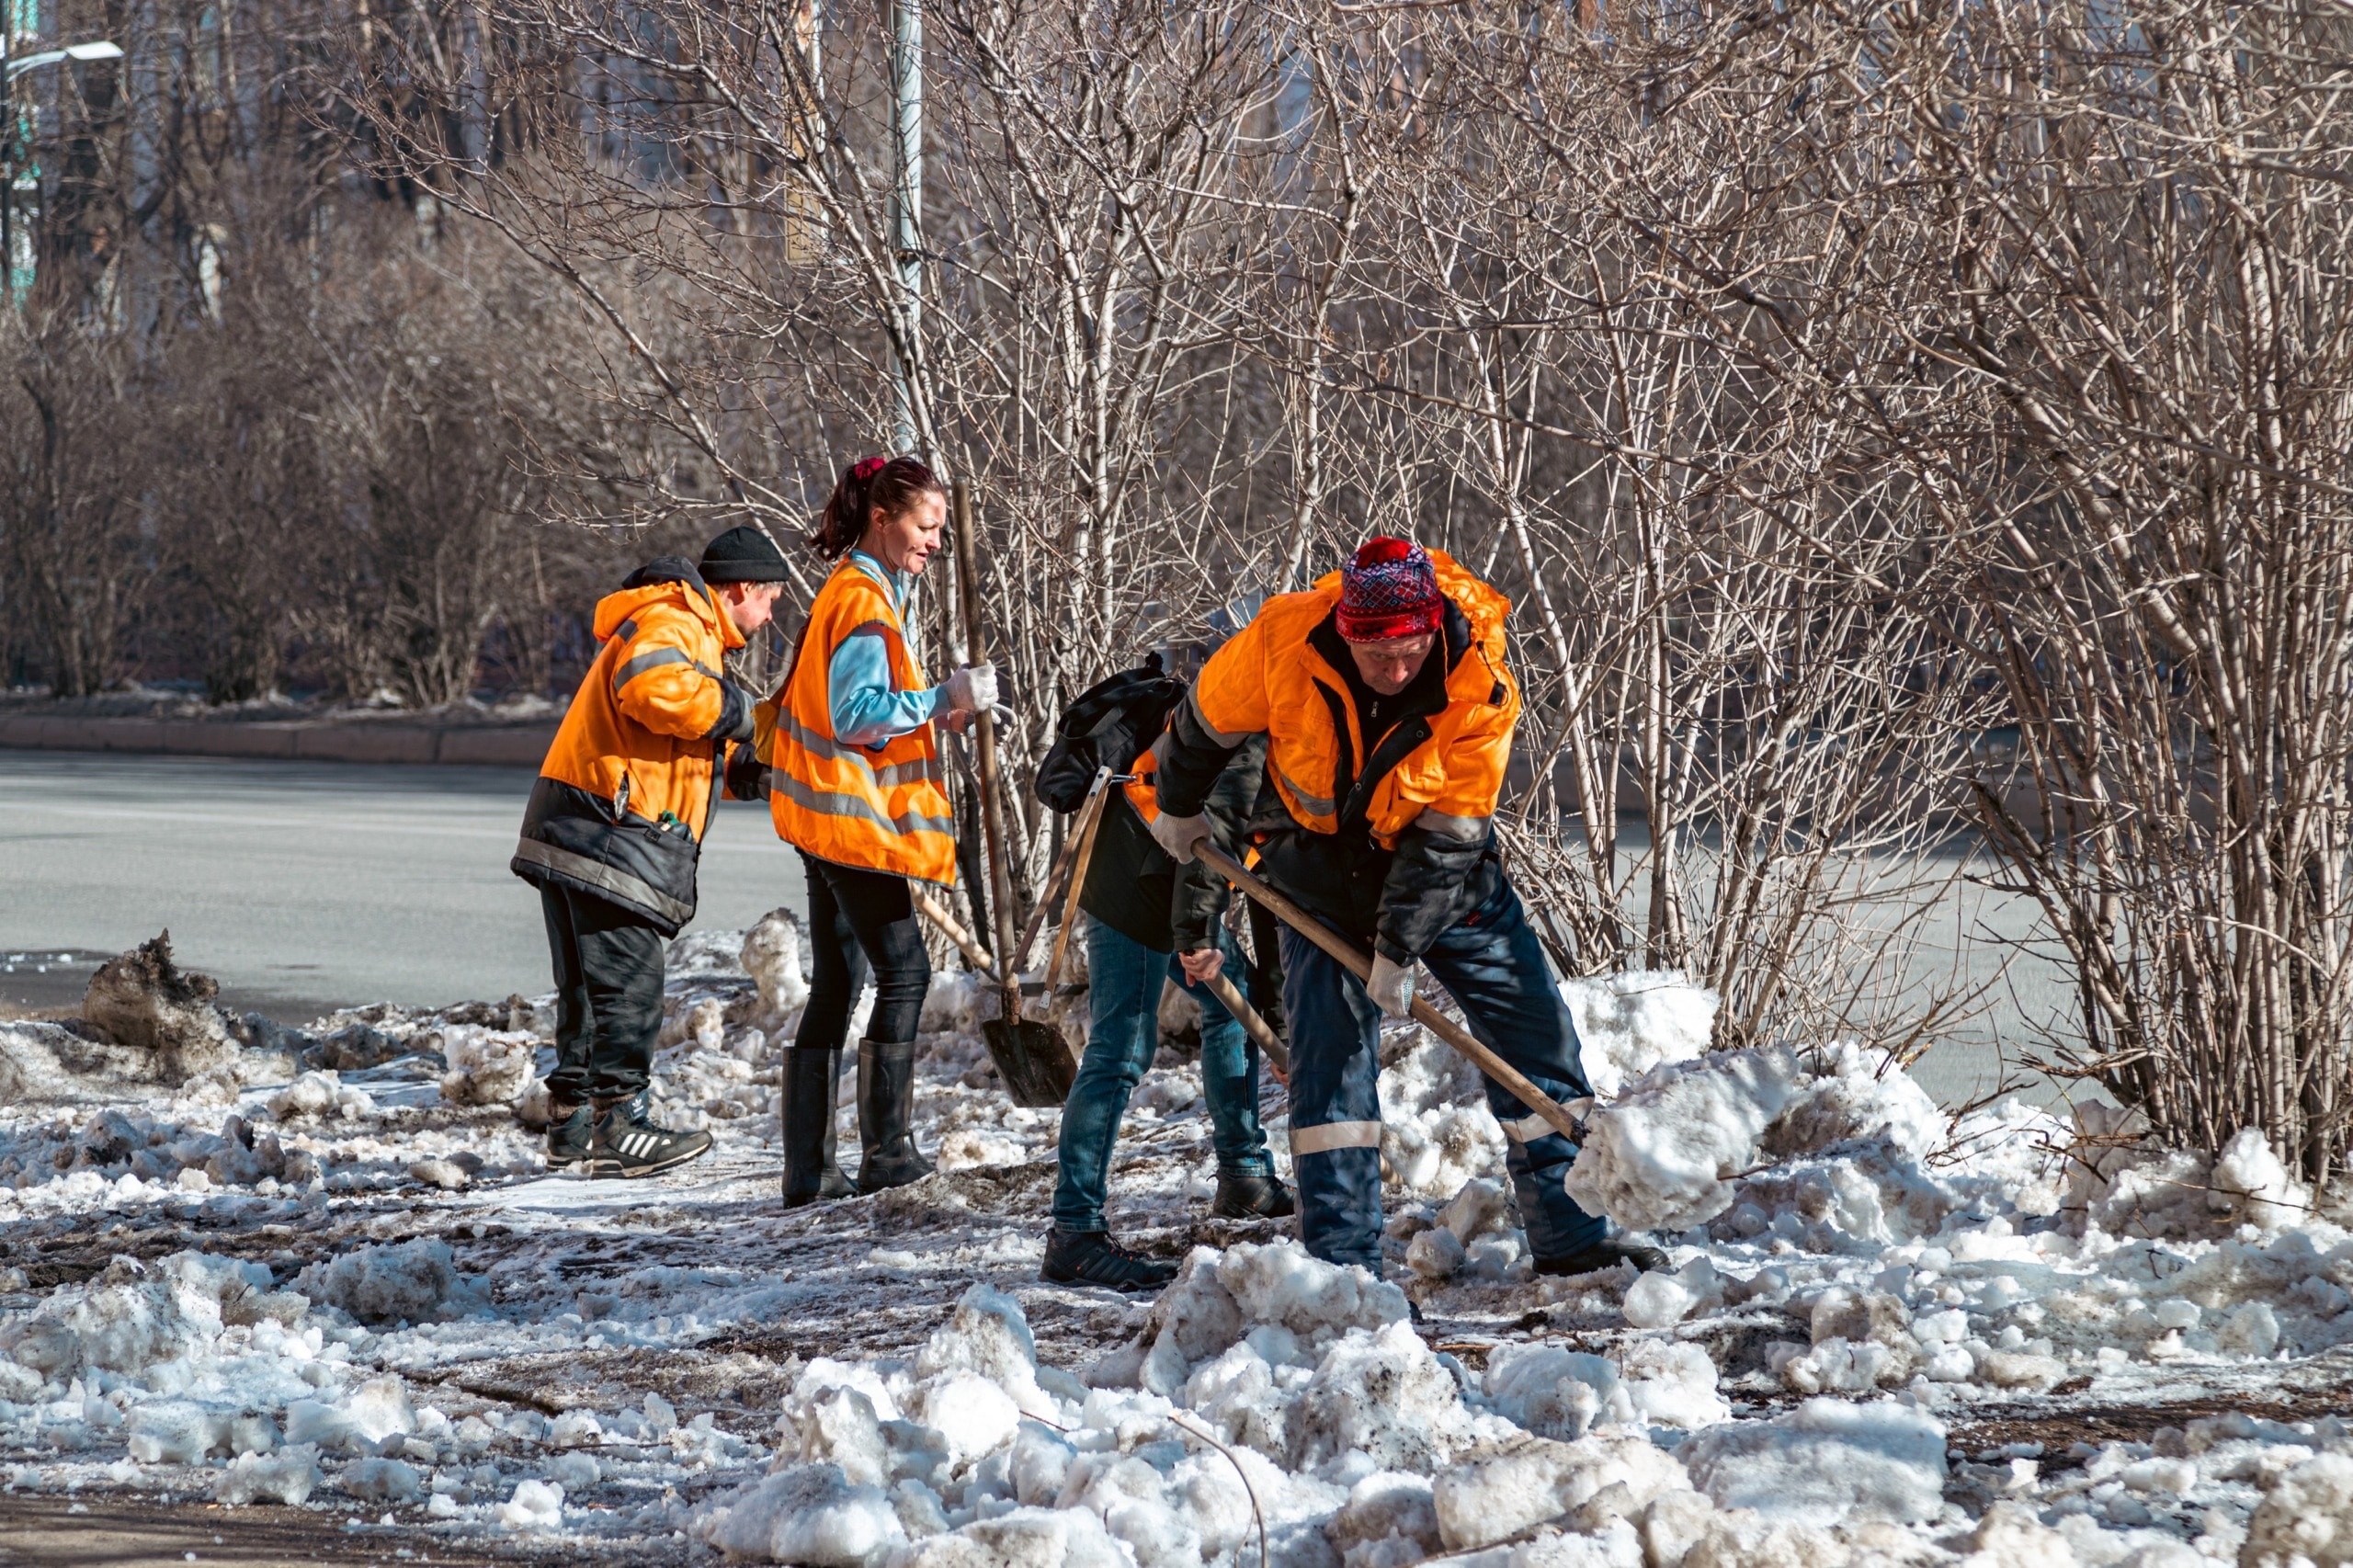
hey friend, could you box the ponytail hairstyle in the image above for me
[809,454,946,558]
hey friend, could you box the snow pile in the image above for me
[1379,1027,1506,1199]
[267,1069,374,1122]
[78,931,238,1084]
[1563,970,1716,1101]
[1,1251,299,1376]
[1430,1429,1687,1551]
[293,1237,474,1325]
[1679,1397,1947,1526]
[434,1026,540,1108]
[2242,1451,2353,1568]
[740,908,812,1019]
[213,1443,321,1506]
[1563,1045,1809,1232]
[2066,1104,2318,1240]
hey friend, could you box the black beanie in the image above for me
[699,525,791,584]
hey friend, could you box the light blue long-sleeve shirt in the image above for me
[829,551,949,748]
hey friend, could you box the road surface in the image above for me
[0,750,802,1022]
[0,748,2076,1110]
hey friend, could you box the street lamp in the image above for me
[1,38,121,304]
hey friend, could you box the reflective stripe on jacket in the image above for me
[767,559,958,884]
[511,557,749,935]
[1185,549,1517,849]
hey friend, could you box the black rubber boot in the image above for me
[855,1039,934,1194]
[587,1089,714,1179]
[781,1048,853,1207]
[546,1102,594,1170]
[1534,1236,1670,1277]
[1211,1169,1296,1220]
[1040,1228,1178,1292]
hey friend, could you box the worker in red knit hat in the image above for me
[1148,538,1668,1282]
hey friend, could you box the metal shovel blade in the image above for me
[983,1016,1075,1108]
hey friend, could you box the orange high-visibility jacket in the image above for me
[1180,549,1518,849]
[512,560,751,935]
[767,559,958,884]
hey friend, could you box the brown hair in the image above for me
[809,454,945,558]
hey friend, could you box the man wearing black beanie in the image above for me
[510,522,790,1178]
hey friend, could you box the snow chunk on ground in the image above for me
[294,1237,471,1324]
[692,1462,906,1565]
[740,908,812,1018]
[2212,1127,2313,1233]
[1563,970,1716,1101]
[435,1026,538,1107]
[1288,1319,1481,1471]
[212,1443,320,1506]
[1566,1046,1808,1232]
[1107,1241,1411,1397]
[899,1503,1130,1567]
[496,1477,565,1531]
[1679,1397,1946,1527]
[1380,1027,1506,1199]
[1432,1431,1688,1551]
[2243,1450,2353,1568]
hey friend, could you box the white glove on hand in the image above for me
[944,662,999,713]
[1148,810,1211,863]
[1368,952,1416,1019]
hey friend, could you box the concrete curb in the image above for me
[0,714,557,767]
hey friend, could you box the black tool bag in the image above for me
[1034,654,1184,812]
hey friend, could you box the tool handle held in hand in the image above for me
[952,482,1024,1008]
[913,888,996,980]
[1012,767,1112,977]
[1191,841,1582,1143]
[1045,771,1117,992]
[1200,970,1290,1084]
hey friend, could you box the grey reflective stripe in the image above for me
[1415,810,1493,842]
[840,618,898,645]
[512,836,694,926]
[614,618,639,642]
[778,710,942,789]
[1185,688,1252,749]
[770,771,954,839]
[1502,1112,1558,1143]
[613,646,692,693]
[1290,1119,1382,1156]
[1277,764,1336,818]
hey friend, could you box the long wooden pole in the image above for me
[912,889,995,978]
[1192,841,1583,1142]
[951,482,1023,1024]
[1200,970,1290,1083]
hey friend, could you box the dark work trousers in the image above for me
[794,850,933,1053]
[1279,870,1605,1273]
[540,882,666,1107]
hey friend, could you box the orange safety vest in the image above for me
[766,560,959,884]
[1185,549,1518,848]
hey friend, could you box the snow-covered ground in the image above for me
[2,921,2350,1567]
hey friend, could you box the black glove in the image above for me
[706,680,756,745]
[723,742,771,802]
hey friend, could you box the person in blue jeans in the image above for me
[1041,735,1292,1291]
[1150,540,1668,1280]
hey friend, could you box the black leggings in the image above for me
[795,850,932,1051]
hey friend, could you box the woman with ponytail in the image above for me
[768,455,994,1204]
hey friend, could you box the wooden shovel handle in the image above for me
[1009,767,1113,976]
[912,888,996,980]
[951,482,1023,1010]
[1200,969,1290,1085]
[1045,775,1116,991]
[1192,841,1583,1143]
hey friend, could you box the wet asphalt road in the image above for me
[0,750,803,1024]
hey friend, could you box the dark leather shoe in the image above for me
[1211,1170,1295,1220]
[1534,1237,1671,1277]
[1040,1229,1178,1292]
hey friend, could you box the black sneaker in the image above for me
[546,1102,594,1170]
[586,1091,713,1179]
[1211,1170,1295,1220]
[1533,1237,1670,1278]
[1040,1229,1178,1292]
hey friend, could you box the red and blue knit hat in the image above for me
[1336,538,1443,642]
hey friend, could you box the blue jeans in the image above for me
[1281,871,1605,1272]
[1051,921,1273,1233]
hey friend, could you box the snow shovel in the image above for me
[953,482,1075,1108]
[1191,840,1583,1142]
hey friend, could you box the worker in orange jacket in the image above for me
[1150,538,1666,1279]
[513,526,789,1178]
[767,456,994,1205]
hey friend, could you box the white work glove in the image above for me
[1368,952,1416,1019]
[1149,809,1212,863]
[943,662,998,713]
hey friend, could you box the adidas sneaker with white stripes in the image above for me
[585,1089,714,1179]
